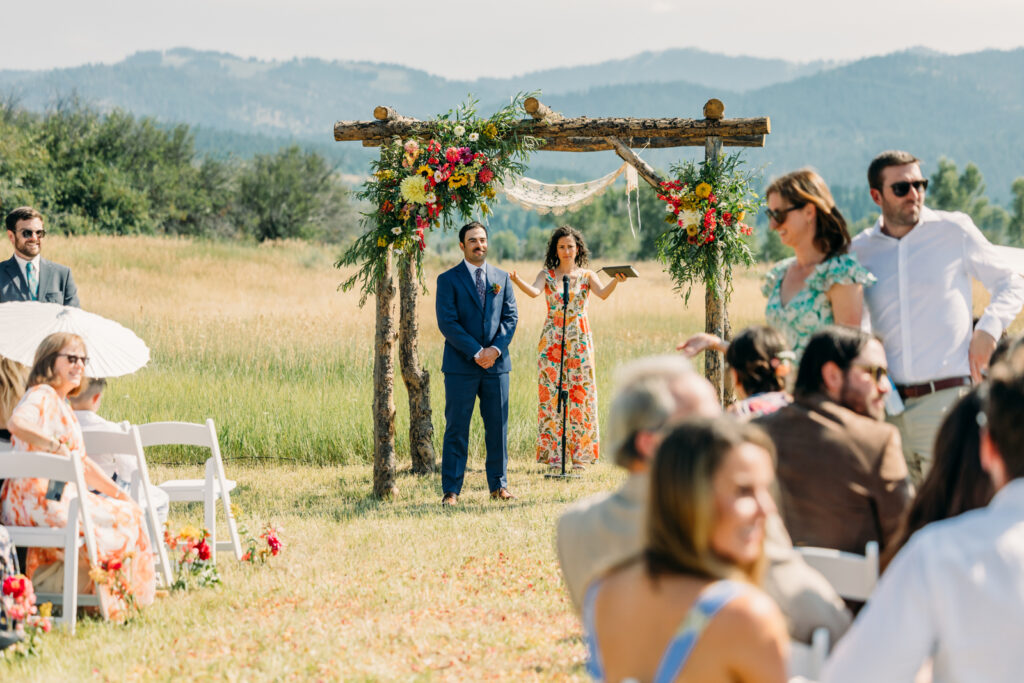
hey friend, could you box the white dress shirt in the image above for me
[463,260,499,359]
[13,252,41,285]
[851,207,1024,385]
[822,478,1024,683]
[74,410,139,480]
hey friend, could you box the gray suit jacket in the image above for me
[0,255,80,307]
[555,472,852,643]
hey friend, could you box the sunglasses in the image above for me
[888,179,928,197]
[19,229,45,239]
[853,363,888,385]
[57,353,89,366]
[764,204,805,224]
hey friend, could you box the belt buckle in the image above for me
[927,380,937,395]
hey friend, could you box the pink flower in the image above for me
[3,575,27,599]
[197,540,212,561]
[722,211,733,225]
[478,167,494,184]
[267,535,282,556]
[445,147,460,163]
[703,208,717,229]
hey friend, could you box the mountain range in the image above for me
[1,46,1022,199]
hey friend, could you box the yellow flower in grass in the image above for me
[180,524,202,541]
[38,602,52,618]
[694,182,712,199]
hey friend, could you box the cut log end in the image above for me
[374,106,396,121]
[524,97,541,115]
[703,99,725,120]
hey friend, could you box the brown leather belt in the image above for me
[896,376,971,400]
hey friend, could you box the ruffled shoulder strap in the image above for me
[806,252,877,292]
[761,258,793,298]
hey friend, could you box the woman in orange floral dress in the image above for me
[2,332,155,621]
[511,225,627,469]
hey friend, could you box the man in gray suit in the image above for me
[2,207,80,306]
[556,354,852,644]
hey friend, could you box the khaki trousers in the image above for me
[887,385,970,484]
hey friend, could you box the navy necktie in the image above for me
[474,267,486,306]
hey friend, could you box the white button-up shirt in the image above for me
[822,478,1024,683]
[851,207,1024,385]
[13,252,41,285]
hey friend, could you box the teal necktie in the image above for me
[25,261,38,301]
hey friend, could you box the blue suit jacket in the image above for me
[436,262,517,375]
[0,255,80,307]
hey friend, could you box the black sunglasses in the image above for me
[853,363,889,385]
[57,353,89,366]
[764,203,805,224]
[889,179,928,198]
[19,229,45,239]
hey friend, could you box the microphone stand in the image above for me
[546,274,580,480]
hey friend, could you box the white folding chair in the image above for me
[0,451,107,634]
[796,541,880,602]
[788,626,830,681]
[81,426,173,588]
[135,419,242,562]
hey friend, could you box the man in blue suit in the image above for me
[436,222,518,506]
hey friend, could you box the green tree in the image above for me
[490,230,521,260]
[929,157,1010,240]
[1008,178,1024,246]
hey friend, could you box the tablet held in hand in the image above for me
[599,265,639,278]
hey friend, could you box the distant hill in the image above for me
[1,47,1022,199]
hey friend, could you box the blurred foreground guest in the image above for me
[2,332,155,621]
[823,351,1024,683]
[724,325,794,420]
[557,356,851,645]
[69,378,170,525]
[0,358,27,450]
[583,418,788,682]
[880,389,994,571]
[758,327,912,554]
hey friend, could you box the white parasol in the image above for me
[0,302,150,377]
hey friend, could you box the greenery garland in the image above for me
[655,152,763,303]
[337,95,541,303]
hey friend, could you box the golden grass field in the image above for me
[3,233,1005,680]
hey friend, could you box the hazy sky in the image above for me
[8,0,1023,79]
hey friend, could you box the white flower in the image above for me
[665,203,676,212]
[425,193,437,204]
[468,132,479,142]
[453,125,466,137]
[680,209,701,226]
[391,227,402,235]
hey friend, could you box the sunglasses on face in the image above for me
[852,363,888,385]
[19,229,45,239]
[57,353,89,366]
[764,203,805,224]
[888,179,928,198]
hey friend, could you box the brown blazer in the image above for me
[756,395,912,554]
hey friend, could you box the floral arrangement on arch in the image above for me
[338,94,540,303]
[164,524,221,592]
[1,574,52,657]
[655,152,763,303]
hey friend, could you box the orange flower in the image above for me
[570,385,587,405]
[545,345,562,364]
[566,357,581,370]
[538,386,551,403]
[570,408,583,422]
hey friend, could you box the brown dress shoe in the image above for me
[490,488,516,500]
[441,492,458,506]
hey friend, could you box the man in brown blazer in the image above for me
[758,326,912,554]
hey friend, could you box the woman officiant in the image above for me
[510,225,627,471]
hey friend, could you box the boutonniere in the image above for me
[490,283,501,295]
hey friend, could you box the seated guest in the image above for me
[881,388,994,571]
[583,417,789,682]
[822,350,1024,682]
[0,357,26,450]
[757,326,912,554]
[557,355,851,644]
[2,332,155,622]
[725,325,794,420]
[69,378,170,525]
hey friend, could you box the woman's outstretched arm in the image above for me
[510,270,546,298]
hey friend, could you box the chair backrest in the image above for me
[136,420,216,449]
[0,451,100,568]
[796,541,879,602]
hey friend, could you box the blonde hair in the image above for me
[26,332,88,398]
[0,357,27,423]
[645,417,774,584]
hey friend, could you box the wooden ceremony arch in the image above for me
[334,98,770,497]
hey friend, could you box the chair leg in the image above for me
[204,458,217,564]
[64,527,80,636]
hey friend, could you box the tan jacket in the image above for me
[757,394,913,554]
[555,472,852,643]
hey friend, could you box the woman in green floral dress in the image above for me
[680,169,874,360]
[510,226,627,469]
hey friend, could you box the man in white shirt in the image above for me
[822,352,1024,683]
[1,206,80,306]
[70,378,169,524]
[851,150,1024,476]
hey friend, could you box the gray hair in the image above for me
[606,355,706,468]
